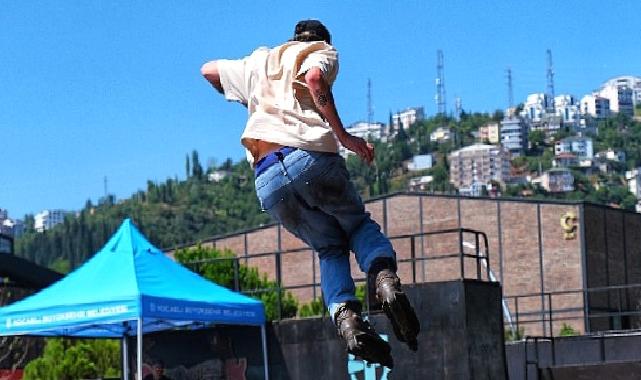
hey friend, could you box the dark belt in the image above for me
[255,147,298,177]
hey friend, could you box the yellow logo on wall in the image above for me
[560,211,578,240]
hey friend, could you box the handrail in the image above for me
[181,227,494,320]
[506,283,641,338]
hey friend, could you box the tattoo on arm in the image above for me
[314,89,332,108]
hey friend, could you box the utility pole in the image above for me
[435,50,446,116]
[104,176,108,198]
[546,49,555,113]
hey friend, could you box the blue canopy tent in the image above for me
[0,219,268,379]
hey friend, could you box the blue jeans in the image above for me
[254,150,396,319]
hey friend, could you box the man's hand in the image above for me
[337,131,375,164]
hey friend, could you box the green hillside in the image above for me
[15,112,641,269]
[15,154,270,268]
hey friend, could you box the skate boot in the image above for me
[334,301,394,368]
[376,269,421,351]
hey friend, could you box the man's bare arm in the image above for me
[201,61,224,94]
[305,67,374,163]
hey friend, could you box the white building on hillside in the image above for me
[347,121,386,141]
[392,107,424,134]
[626,168,641,199]
[602,76,641,107]
[555,137,594,159]
[430,127,452,143]
[521,93,548,122]
[595,149,626,163]
[599,84,634,116]
[580,94,610,118]
[554,95,580,125]
[34,209,70,233]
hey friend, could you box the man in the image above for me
[201,20,419,368]
[143,359,171,380]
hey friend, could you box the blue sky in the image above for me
[2,1,640,218]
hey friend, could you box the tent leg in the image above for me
[261,324,270,380]
[137,317,143,380]
[122,335,129,380]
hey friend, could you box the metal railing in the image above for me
[505,283,641,338]
[182,227,493,320]
[523,332,637,379]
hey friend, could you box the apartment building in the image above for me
[346,121,386,141]
[602,76,641,107]
[538,168,575,193]
[554,94,580,126]
[500,116,527,157]
[520,93,548,122]
[34,209,70,233]
[392,107,424,133]
[580,94,610,118]
[478,122,501,144]
[448,144,511,189]
[555,137,594,159]
[599,84,634,116]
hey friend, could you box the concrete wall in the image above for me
[269,280,507,380]
[507,333,641,380]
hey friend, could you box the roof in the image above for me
[0,254,63,289]
[0,219,265,337]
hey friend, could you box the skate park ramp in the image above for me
[266,279,507,379]
[508,333,641,379]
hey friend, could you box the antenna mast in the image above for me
[367,78,373,125]
[546,49,555,113]
[507,67,514,109]
[435,50,446,116]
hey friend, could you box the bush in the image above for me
[559,323,579,336]
[175,245,298,320]
[298,297,325,318]
[23,338,120,380]
[504,327,524,342]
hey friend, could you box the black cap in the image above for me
[292,20,331,44]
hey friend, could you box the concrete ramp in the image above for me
[540,361,641,380]
[267,280,507,379]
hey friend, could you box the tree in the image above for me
[185,154,191,179]
[191,150,203,179]
[174,246,298,320]
[528,130,546,155]
[23,338,120,380]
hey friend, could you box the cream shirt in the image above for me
[216,41,339,165]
